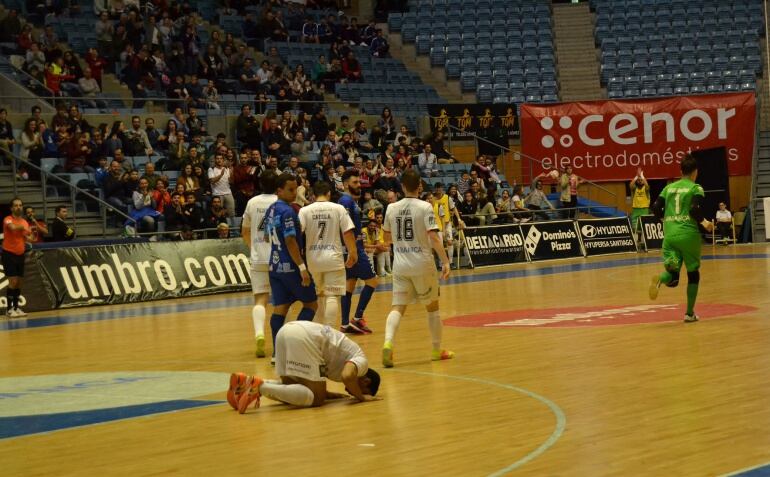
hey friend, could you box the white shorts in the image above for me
[275,322,323,381]
[313,269,346,296]
[392,273,440,306]
[250,264,270,295]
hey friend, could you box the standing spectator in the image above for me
[166,75,191,113]
[85,48,108,88]
[237,104,262,149]
[560,165,584,219]
[233,150,259,215]
[17,24,34,54]
[19,118,43,179]
[50,206,75,241]
[2,198,31,317]
[208,153,235,217]
[24,206,49,244]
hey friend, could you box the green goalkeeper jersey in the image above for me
[660,177,705,238]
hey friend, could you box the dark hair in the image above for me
[341,115,349,121]
[10,197,22,207]
[433,182,444,190]
[312,180,332,197]
[680,153,698,175]
[260,169,278,194]
[275,172,298,190]
[366,369,381,396]
[55,205,67,214]
[401,169,422,192]
[341,168,359,183]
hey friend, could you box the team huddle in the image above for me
[228,168,453,413]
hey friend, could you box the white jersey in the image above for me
[282,320,368,381]
[242,194,278,265]
[383,198,438,277]
[299,200,354,273]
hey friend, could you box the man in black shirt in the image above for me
[51,206,75,241]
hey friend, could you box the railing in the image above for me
[435,120,620,216]
[5,149,137,237]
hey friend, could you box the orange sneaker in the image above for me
[227,372,247,410]
[237,375,265,414]
[431,349,455,361]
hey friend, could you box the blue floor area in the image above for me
[1,253,767,333]
[0,399,221,440]
[731,465,770,477]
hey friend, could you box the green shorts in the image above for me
[631,208,649,232]
[662,234,702,273]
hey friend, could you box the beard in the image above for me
[348,185,361,197]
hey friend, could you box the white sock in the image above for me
[324,296,340,326]
[428,310,442,350]
[317,297,327,325]
[447,245,454,263]
[384,251,391,272]
[259,380,315,407]
[252,304,265,337]
[377,254,386,275]
[384,310,402,344]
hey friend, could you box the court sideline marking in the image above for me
[721,460,770,477]
[1,252,767,332]
[390,369,566,476]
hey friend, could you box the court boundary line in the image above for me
[2,252,767,332]
[390,369,566,476]
[720,460,770,477]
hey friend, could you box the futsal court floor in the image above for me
[2,243,770,477]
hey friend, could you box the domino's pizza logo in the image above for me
[524,226,542,255]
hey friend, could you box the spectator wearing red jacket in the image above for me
[342,51,363,83]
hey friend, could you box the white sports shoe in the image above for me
[13,308,27,317]
[6,308,19,318]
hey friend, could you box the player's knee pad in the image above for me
[665,271,680,288]
[687,270,700,285]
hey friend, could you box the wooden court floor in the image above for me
[2,243,770,476]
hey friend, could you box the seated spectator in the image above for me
[362,190,384,219]
[364,219,391,277]
[151,178,171,214]
[0,109,15,161]
[266,46,285,70]
[290,132,311,162]
[217,222,230,239]
[64,132,93,173]
[302,17,319,43]
[94,157,110,186]
[198,45,224,80]
[166,75,191,113]
[369,29,389,57]
[141,162,161,189]
[144,118,162,151]
[458,191,479,226]
[262,10,288,42]
[103,160,129,212]
[186,107,207,138]
[342,51,363,82]
[430,131,457,164]
[417,143,439,178]
[45,56,75,96]
[237,104,262,149]
[130,178,160,234]
[163,192,186,231]
[510,185,531,223]
[353,120,374,153]
[203,195,229,232]
[476,193,497,225]
[0,9,22,45]
[85,48,108,88]
[50,206,75,242]
[78,68,106,109]
[62,51,83,79]
[17,24,34,54]
[25,43,47,73]
[125,116,153,156]
[715,202,733,242]
[312,55,329,83]
[204,80,220,110]
[362,20,378,45]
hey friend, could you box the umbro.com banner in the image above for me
[34,239,251,309]
[520,92,755,181]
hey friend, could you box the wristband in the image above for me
[298,263,307,272]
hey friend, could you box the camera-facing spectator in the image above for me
[24,206,49,244]
[51,206,76,242]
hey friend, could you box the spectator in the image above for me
[363,219,390,277]
[458,191,479,226]
[255,60,272,89]
[232,151,259,214]
[45,56,75,96]
[198,44,224,80]
[50,206,75,241]
[0,10,22,44]
[236,104,261,149]
[106,120,127,156]
[216,222,230,239]
[19,118,43,179]
[430,131,457,164]
[208,153,235,217]
[17,24,34,54]
[64,132,93,173]
[130,177,160,234]
[476,193,497,225]
[62,51,83,79]
[78,68,105,109]
[163,192,186,232]
[342,51,363,82]
[469,168,485,191]
[166,75,191,113]
[417,143,439,177]
[510,185,531,223]
[369,29,389,57]
[203,80,220,110]
[263,118,285,158]
[290,132,311,162]
[94,156,110,186]
[560,165,584,219]
[185,107,207,138]
[525,178,555,221]
[262,10,288,42]
[266,46,285,70]
[302,17,319,43]
[141,162,161,189]
[204,195,229,231]
[715,202,733,242]
[353,120,374,152]
[103,160,129,212]
[85,48,108,88]
[378,107,396,141]
[144,118,162,150]
[151,178,171,214]
[312,55,329,83]
[0,109,15,161]
[25,43,47,73]
[629,168,650,234]
[24,206,49,244]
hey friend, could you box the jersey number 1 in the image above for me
[395,217,414,241]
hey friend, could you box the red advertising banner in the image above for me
[520,93,756,181]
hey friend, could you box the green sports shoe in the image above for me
[382,341,394,368]
[648,275,661,300]
[255,335,265,358]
